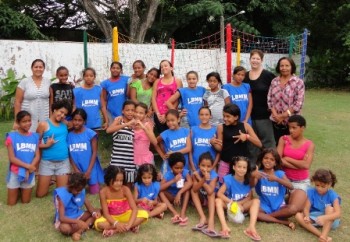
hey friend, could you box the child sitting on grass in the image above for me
[54,173,101,241]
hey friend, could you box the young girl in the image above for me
[134,164,167,218]
[101,62,129,122]
[166,71,206,128]
[189,107,218,171]
[160,152,192,226]
[134,102,162,166]
[6,111,40,205]
[74,67,108,129]
[296,169,341,242]
[191,152,219,238]
[106,100,137,188]
[94,166,148,237]
[67,109,104,194]
[157,109,191,173]
[211,103,262,183]
[152,60,182,133]
[251,148,294,228]
[54,173,101,241]
[215,156,261,240]
[36,100,72,198]
[50,66,75,116]
[223,66,252,125]
[129,59,146,84]
[203,72,230,127]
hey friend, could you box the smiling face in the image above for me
[223,111,238,125]
[249,53,263,70]
[198,108,211,125]
[17,115,32,133]
[279,59,293,77]
[233,160,248,178]
[166,113,180,130]
[57,69,69,84]
[147,70,159,84]
[199,158,212,175]
[53,107,68,122]
[134,105,147,121]
[122,104,135,121]
[160,61,173,76]
[186,73,198,88]
[262,152,276,170]
[133,62,145,78]
[31,61,45,78]
[171,161,184,175]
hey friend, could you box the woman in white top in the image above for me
[14,59,51,132]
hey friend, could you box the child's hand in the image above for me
[210,135,222,146]
[77,220,89,230]
[115,222,128,233]
[303,216,311,223]
[84,171,91,180]
[113,116,123,124]
[158,114,166,124]
[266,174,277,182]
[174,173,182,182]
[193,171,201,181]
[174,194,181,206]
[92,210,101,219]
[136,120,146,130]
[232,130,248,143]
[46,134,58,147]
[27,164,36,173]
[127,119,136,128]
[203,171,210,181]
[179,109,187,118]
[102,122,108,130]
[316,215,326,226]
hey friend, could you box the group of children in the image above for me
[5,58,341,241]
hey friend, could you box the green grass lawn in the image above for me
[0,89,349,241]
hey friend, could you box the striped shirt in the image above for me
[110,123,136,171]
[17,77,51,132]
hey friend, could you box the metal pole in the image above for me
[220,15,225,49]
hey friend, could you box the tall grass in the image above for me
[0,90,349,241]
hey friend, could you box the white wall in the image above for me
[0,40,299,88]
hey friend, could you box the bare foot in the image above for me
[71,232,81,241]
[288,222,296,230]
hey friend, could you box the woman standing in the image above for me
[267,57,305,144]
[14,59,51,132]
[244,50,276,165]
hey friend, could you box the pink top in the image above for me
[282,135,313,181]
[155,77,177,114]
[133,121,154,166]
[107,198,131,215]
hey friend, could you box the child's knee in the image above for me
[59,223,72,235]
[215,198,223,207]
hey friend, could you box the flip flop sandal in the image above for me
[192,223,208,231]
[102,229,116,238]
[201,229,221,238]
[171,215,181,224]
[219,230,231,239]
[244,230,261,241]
[179,217,188,226]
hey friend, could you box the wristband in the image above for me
[287,110,292,117]
[113,221,118,227]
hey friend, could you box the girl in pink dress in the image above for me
[151,60,182,133]
[133,102,164,166]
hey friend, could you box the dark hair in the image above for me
[233,66,246,75]
[122,100,136,110]
[71,108,87,121]
[275,57,296,75]
[311,169,337,187]
[82,67,96,77]
[136,102,148,112]
[16,110,31,123]
[257,148,282,171]
[250,49,264,60]
[229,156,251,185]
[166,109,179,119]
[68,173,87,190]
[168,152,185,168]
[133,60,146,69]
[223,103,241,120]
[110,61,123,69]
[51,99,72,115]
[199,151,214,165]
[198,106,211,115]
[31,59,45,68]
[159,60,174,76]
[206,72,222,85]
[104,165,125,185]
[147,67,160,78]
[186,71,198,80]
[135,164,158,185]
[56,66,68,74]
[288,115,306,127]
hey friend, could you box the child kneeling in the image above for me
[54,173,101,241]
[94,166,148,237]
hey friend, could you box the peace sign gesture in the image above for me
[232,130,249,144]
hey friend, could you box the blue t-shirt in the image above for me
[74,85,103,129]
[160,127,190,170]
[42,119,68,161]
[223,175,251,201]
[163,169,190,196]
[191,126,217,170]
[54,187,85,221]
[178,87,206,127]
[255,170,287,214]
[100,76,129,119]
[136,181,161,200]
[307,188,341,213]
[67,128,104,185]
[222,83,251,124]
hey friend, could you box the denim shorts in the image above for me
[291,178,310,192]
[7,171,35,189]
[310,211,340,229]
[39,158,71,176]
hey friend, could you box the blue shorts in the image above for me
[310,211,340,229]
[39,159,71,176]
[7,171,35,189]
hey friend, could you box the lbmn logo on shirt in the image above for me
[16,143,36,152]
[232,193,247,201]
[109,88,125,97]
[82,99,98,107]
[231,94,248,101]
[69,143,88,152]
[261,186,279,195]
[170,138,187,149]
[194,138,211,147]
[187,97,202,104]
